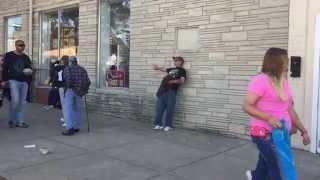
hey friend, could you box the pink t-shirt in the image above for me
[247,73,293,132]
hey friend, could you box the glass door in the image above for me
[40,11,59,86]
[40,7,79,86]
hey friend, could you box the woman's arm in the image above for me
[243,92,281,128]
[289,106,307,134]
[288,104,310,145]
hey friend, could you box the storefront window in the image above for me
[60,8,79,57]
[6,16,22,52]
[99,0,130,88]
[40,7,78,86]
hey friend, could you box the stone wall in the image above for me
[0,0,290,137]
[88,0,290,137]
[31,0,98,83]
[0,0,97,79]
[0,0,30,55]
[0,0,98,104]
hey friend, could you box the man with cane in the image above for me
[62,56,91,136]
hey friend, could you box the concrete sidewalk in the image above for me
[0,103,319,180]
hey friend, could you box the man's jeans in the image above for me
[154,89,177,127]
[63,89,81,130]
[9,80,28,124]
[251,135,282,180]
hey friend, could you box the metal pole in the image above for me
[84,95,90,133]
[28,0,33,102]
[29,0,33,57]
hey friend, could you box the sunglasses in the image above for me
[173,58,183,62]
[17,44,25,47]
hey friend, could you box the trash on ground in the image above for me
[24,144,36,148]
[39,148,51,155]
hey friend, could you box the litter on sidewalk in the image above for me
[24,144,36,149]
[23,144,52,155]
[39,148,51,155]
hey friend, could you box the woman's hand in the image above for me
[267,116,282,128]
[301,132,311,145]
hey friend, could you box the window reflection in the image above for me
[100,0,130,88]
[6,16,22,52]
[60,8,79,57]
[40,7,79,86]
[41,11,59,85]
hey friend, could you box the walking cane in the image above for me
[84,95,90,133]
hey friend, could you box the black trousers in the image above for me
[48,87,60,107]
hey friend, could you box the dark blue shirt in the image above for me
[2,51,32,82]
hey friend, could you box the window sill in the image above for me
[94,87,130,95]
[35,85,50,88]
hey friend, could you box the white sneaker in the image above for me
[246,170,252,180]
[62,123,67,127]
[60,118,64,122]
[164,126,172,132]
[153,125,163,130]
[44,105,53,110]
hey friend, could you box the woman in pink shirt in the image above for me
[243,48,310,180]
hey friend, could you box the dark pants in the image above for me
[252,135,282,180]
[48,87,60,107]
[154,89,177,127]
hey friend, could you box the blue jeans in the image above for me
[9,80,28,124]
[154,89,177,127]
[251,135,282,180]
[63,89,81,130]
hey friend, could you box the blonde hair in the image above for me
[261,48,289,100]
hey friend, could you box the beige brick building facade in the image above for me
[1,0,319,152]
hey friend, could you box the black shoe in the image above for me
[16,122,29,128]
[62,129,75,136]
[8,121,15,128]
[72,128,80,133]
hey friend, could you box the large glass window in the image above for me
[40,7,79,86]
[5,16,22,52]
[60,8,79,57]
[99,0,130,88]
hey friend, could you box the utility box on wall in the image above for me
[290,56,301,78]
